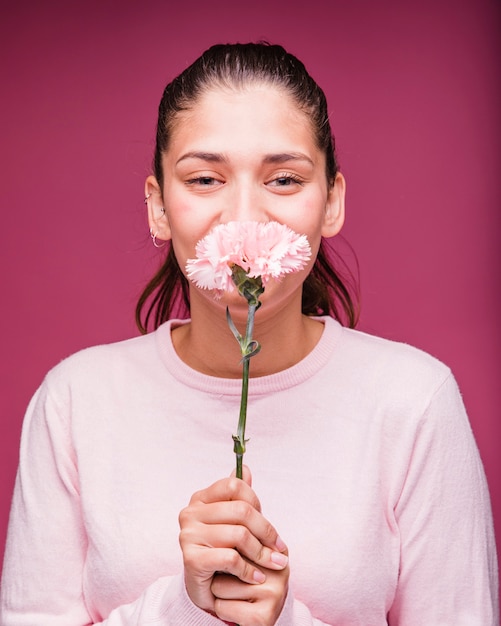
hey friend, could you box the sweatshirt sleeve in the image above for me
[0,381,229,626]
[387,373,499,625]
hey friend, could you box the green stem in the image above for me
[233,303,258,479]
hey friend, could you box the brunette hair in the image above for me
[136,42,359,333]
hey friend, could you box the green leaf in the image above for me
[226,307,242,343]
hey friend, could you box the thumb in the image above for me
[230,464,252,486]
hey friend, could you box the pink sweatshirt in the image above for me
[1,317,498,624]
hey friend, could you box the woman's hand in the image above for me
[178,466,289,621]
[211,562,289,626]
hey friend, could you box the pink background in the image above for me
[1,0,500,583]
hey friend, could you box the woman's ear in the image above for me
[322,172,346,238]
[144,175,171,242]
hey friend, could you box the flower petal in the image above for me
[185,221,312,291]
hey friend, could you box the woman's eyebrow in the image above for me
[262,152,314,166]
[176,151,227,165]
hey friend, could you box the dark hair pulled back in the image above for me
[136,42,359,333]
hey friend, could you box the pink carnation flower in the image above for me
[185,221,312,293]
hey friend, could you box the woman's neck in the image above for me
[171,293,324,378]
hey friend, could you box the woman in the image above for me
[1,42,498,625]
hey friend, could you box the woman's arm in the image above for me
[388,374,499,625]
[0,383,225,626]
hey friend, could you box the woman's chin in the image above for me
[191,276,302,324]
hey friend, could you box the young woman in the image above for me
[1,43,498,625]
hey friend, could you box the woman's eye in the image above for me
[268,174,303,188]
[186,176,222,187]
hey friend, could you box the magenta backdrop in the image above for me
[1,0,500,581]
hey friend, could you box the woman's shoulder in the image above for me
[43,321,173,389]
[319,319,465,428]
[325,317,454,397]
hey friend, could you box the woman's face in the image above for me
[146,84,345,315]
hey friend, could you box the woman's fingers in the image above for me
[179,500,285,552]
[190,475,261,512]
[184,544,267,585]
[181,521,288,572]
[211,566,290,626]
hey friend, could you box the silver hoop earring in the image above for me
[144,193,151,204]
[160,207,165,215]
[150,227,166,248]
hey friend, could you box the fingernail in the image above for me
[253,569,266,583]
[271,551,289,567]
[275,535,287,552]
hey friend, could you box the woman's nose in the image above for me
[223,180,267,223]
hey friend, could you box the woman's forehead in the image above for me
[168,84,316,149]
